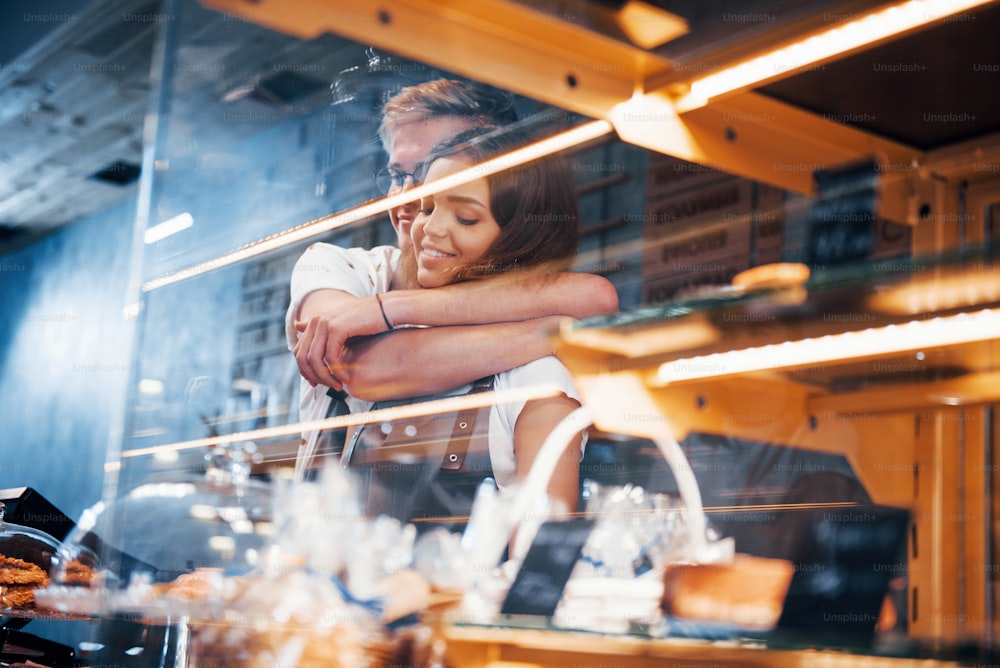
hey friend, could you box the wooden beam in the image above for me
[200,0,926,199]
[200,0,678,120]
[809,371,1000,415]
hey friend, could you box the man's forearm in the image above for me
[342,319,562,401]
[380,271,618,328]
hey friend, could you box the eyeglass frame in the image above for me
[373,167,418,194]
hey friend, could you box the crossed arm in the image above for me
[292,270,618,401]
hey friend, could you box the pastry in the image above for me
[150,568,226,600]
[0,554,50,608]
[58,558,97,586]
[660,554,794,630]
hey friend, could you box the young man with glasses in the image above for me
[286,78,618,478]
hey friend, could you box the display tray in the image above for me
[33,577,238,624]
[0,606,91,623]
[442,623,990,668]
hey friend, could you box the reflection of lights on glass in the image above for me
[121,383,562,459]
[138,379,164,395]
[218,506,254,534]
[614,1,688,49]
[563,316,718,357]
[144,212,193,244]
[189,504,217,521]
[674,0,994,111]
[656,309,1000,383]
[869,269,1000,314]
[132,483,196,500]
[221,84,254,103]
[141,121,613,292]
[916,352,925,361]
[122,302,143,321]
[209,535,236,555]
[153,448,178,464]
[609,91,698,163]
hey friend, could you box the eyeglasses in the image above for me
[374,167,418,194]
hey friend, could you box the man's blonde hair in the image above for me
[378,79,517,150]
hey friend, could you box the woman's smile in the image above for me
[421,246,455,259]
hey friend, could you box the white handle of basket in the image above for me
[507,406,708,558]
[650,430,708,558]
[505,406,594,545]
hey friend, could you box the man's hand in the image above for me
[293,316,345,389]
[293,295,389,389]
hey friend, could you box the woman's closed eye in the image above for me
[417,201,478,226]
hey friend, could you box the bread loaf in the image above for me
[660,554,794,630]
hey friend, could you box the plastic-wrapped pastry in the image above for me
[191,566,384,668]
[660,553,795,630]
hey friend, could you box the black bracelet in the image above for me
[375,293,394,332]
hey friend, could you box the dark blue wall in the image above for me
[0,195,139,648]
[0,196,138,520]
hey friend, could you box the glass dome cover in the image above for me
[0,501,63,610]
[37,443,274,620]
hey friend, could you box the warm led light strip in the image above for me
[141,120,613,292]
[120,382,562,458]
[674,0,995,111]
[656,308,1000,384]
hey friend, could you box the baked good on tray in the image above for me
[660,554,795,630]
[0,554,50,608]
[58,558,96,586]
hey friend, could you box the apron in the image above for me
[341,377,496,531]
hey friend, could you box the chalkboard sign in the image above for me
[808,162,879,268]
[500,518,596,618]
[775,505,909,646]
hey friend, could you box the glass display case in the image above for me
[64,0,1000,665]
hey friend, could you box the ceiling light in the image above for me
[674,0,995,112]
